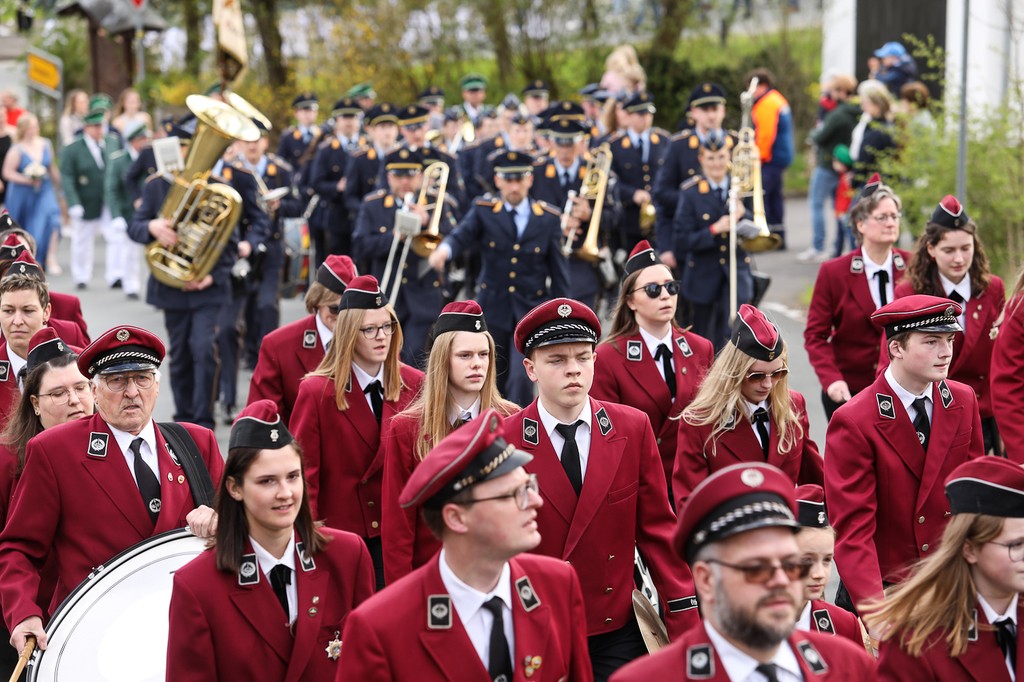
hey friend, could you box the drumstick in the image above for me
[8,635,35,682]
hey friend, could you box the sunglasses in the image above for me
[745,367,789,383]
[705,558,812,583]
[632,281,681,299]
[325,304,341,315]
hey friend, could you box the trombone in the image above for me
[561,142,611,263]
[728,77,782,320]
[380,162,450,306]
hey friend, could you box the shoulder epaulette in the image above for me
[364,188,387,201]
[267,154,293,174]
[143,171,169,185]
[652,126,672,137]
[350,148,370,159]
[475,197,500,207]
[671,129,693,142]
[681,175,703,192]
[536,200,560,216]
[226,161,253,176]
[108,149,128,161]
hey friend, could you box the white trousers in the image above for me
[70,207,131,287]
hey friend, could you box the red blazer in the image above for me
[804,248,910,395]
[877,600,1024,681]
[881,277,1005,419]
[339,553,594,682]
[993,294,1024,461]
[49,292,89,344]
[672,390,823,510]
[609,622,877,681]
[0,414,224,629]
[248,314,327,427]
[824,373,983,609]
[167,528,375,682]
[504,398,699,639]
[802,599,865,650]
[0,442,15,528]
[49,318,88,350]
[380,412,442,584]
[591,330,714,487]
[291,365,424,538]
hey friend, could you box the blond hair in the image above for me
[309,305,405,410]
[681,341,803,456]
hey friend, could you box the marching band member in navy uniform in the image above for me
[868,457,1024,680]
[428,151,570,406]
[308,97,366,259]
[825,295,984,620]
[341,408,594,682]
[397,103,466,213]
[291,275,424,590]
[0,326,223,657]
[475,111,537,196]
[166,400,375,681]
[353,148,457,368]
[343,103,401,246]
[276,92,322,178]
[247,255,356,427]
[506,299,700,681]
[592,241,713,498]
[674,133,752,349]
[675,304,823,508]
[381,301,519,583]
[610,463,877,681]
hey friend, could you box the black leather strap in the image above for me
[158,422,216,508]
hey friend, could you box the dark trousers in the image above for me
[364,535,385,592]
[218,293,246,410]
[692,296,731,351]
[821,389,848,422]
[588,617,648,682]
[244,241,285,367]
[165,305,220,429]
[983,415,1002,456]
[761,164,786,228]
[488,322,533,407]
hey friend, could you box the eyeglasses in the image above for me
[324,304,341,315]
[745,367,789,383]
[101,372,156,392]
[704,558,812,583]
[870,212,902,223]
[359,322,396,339]
[462,474,539,511]
[632,280,681,299]
[989,540,1024,563]
[38,382,91,405]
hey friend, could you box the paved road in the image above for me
[52,195,836,453]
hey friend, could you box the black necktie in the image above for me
[655,344,676,399]
[912,397,930,451]
[561,171,570,189]
[482,597,513,682]
[130,438,161,525]
[554,421,584,496]
[995,618,1017,670]
[756,663,780,682]
[365,380,383,425]
[949,290,965,305]
[875,269,890,307]
[269,564,292,620]
[752,408,770,460]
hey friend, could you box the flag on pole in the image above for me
[212,0,247,85]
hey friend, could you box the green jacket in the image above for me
[104,149,134,221]
[810,101,861,169]
[60,133,120,219]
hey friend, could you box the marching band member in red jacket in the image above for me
[992,266,1024,461]
[381,300,517,584]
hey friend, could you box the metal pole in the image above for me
[956,0,969,199]
[134,2,145,84]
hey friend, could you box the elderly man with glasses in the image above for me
[0,325,224,659]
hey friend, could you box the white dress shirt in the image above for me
[109,419,160,489]
[884,366,933,423]
[742,399,771,448]
[449,396,482,426]
[638,326,674,384]
[940,272,971,330]
[862,250,895,310]
[8,349,26,391]
[352,363,385,414]
[315,313,333,351]
[705,621,803,682]
[251,534,298,625]
[84,134,105,169]
[537,399,592,481]
[504,198,530,239]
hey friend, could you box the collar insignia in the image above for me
[238,554,259,585]
[523,418,539,446]
[938,380,953,409]
[894,252,906,270]
[595,407,612,436]
[165,441,180,467]
[686,644,714,679]
[812,608,835,635]
[796,640,828,674]
[516,575,540,611]
[850,256,864,274]
[303,330,317,349]
[296,542,316,571]
[428,595,452,629]
[626,340,642,361]
[0,361,9,382]
[876,393,896,420]
[87,431,108,458]
[676,335,693,357]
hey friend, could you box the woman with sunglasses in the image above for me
[291,275,423,591]
[166,399,375,681]
[885,196,1004,454]
[592,240,713,497]
[0,327,92,675]
[380,300,518,584]
[674,304,822,511]
[865,457,1024,679]
[805,174,911,420]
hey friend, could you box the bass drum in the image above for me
[280,216,312,299]
[29,529,206,682]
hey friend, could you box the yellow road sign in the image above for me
[26,48,62,99]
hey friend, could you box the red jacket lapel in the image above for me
[417,557,489,679]
[228,548,294,663]
[509,558,554,682]
[564,399,625,557]
[871,376,926,480]
[918,380,965,504]
[284,541,329,682]
[519,402,578,527]
[79,417,153,538]
[618,336,672,414]
[341,371,379,451]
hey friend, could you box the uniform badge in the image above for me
[79,175,88,186]
[557,303,572,317]
[474,319,482,331]
[375,295,383,306]
[325,631,342,660]
[523,418,539,446]
[850,256,864,274]
[545,164,556,178]
[740,468,764,487]
[56,341,64,352]
[16,264,25,274]
[667,596,699,612]
[516,576,541,611]
[876,393,896,420]
[676,336,693,357]
[894,252,906,270]
[938,380,953,408]
[818,511,826,525]
[0,361,9,382]
[968,609,978,641]
[148,499,162,514]
[595,407,612,436]
[270,429,280,442]
[812,609,835,635]
[796,640,828,674]
[722,411,737,430]
[686,644,714,679]
[87,431,109,458]
[165,442,180,466]
[296,542,316,571]
[626,340,643,361]
[427,595,452,629]
[116,329,131,342]
[523,655,542,678]
[303,330,317,349]
[238,554,259,585]
[689,135,699,149]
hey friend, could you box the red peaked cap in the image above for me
[622,239,660,278]
[338,275,386,311]
[860,172,883,200]
[945,457,1024,517]
[730,304,783,362]
[316,254,358,295]
[431,300,487,341]
[870,293,963,338]
[795,484,829,528]
[931,194,971,230]
[514,298,601,355]
[78,325,165,378]
[229,398,294,451]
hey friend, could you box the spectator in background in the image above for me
[601,44,646,98]
[800,74,859,263]
[0,104,11,209]
[868,41,919,97]
[58,89,89,146]
[111,88,153,137]
[1,92,23,127]
[747,68,794,247]
[897,81,936,133]
[850,80,896,189]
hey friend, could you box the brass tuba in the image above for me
[562,143,611,263]
[146,95,261,288]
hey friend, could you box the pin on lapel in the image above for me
[325,631,342,660]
